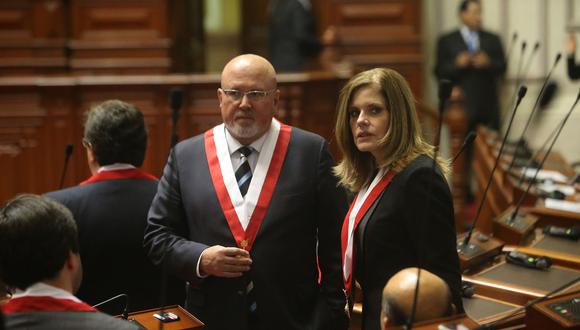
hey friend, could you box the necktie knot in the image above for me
[238,146,253,158]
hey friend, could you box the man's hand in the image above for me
[455,51,472,68]
[200,245,252,278]
[472,51,490,68]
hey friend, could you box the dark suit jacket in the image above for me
[354,155,462,330]
[568,55,580,80]
[435,29,506,130]
[144,127,348,330]
[269,0,321,72]
[4,311,139,330]
[46,178,185,314]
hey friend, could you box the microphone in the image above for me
[459,86,527,251]
[511,41,527,101]
[505,32,518,64]
[59,144,74,189]
[543,225,580,241]
[92,293,129,320]
[507,53,562,173]
[406,80,453,330]
[472,277,580,330]
[507,89,580,224]
[452,131,477,164]
[520,42,541,81]
[506,250,552,270]
[169,88,183,149]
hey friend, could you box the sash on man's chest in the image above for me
[204,119,291,251]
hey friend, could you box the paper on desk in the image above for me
[544,198,580,213]
[520,168,568,183]
[536,183,576,196]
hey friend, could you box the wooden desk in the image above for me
[464,259,580,306]
[126,305,203,330]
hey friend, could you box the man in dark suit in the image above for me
[144,54,348,330]
[434,0,506,132]
[434,0,506,202]
[46,100,184,314]
[269,0,321,72]
[0,194,138,330]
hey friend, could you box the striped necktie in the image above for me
[235,146,253,197]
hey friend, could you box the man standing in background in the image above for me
[434,0,506,201]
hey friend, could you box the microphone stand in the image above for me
[92,293,129,320]
[506,53,561,173]
[59,144,73,189]
[457,86,528,270]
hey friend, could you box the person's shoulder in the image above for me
[479,29,501,40]
[45,185,87,202]
[289,126,326,145]
[173,133,205,154]
[82,312,141,330]
[438,29,461,41]
[396,155,437,181]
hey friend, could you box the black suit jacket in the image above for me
[144,127,348,330]
[568,55,580,80]
[435,29,506,130]
[354,156,462,330]
[46,178,185,314]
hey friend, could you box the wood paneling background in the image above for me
[0,73,346,203]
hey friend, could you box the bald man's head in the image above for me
[218,54,280,145]
[221,54,277,88]
[381,268,453,328]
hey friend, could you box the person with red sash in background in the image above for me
[333,68,462,330]
[46,100,184,314]
[0,194,138,330]
[144,54,348,330]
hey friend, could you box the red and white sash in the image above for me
[2,296,97,313]
[341,168,396,294]
[80,168,157,185]
[204,119,291,251]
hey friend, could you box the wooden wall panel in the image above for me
[0,73,345,204]
[68,0,170,74]
[0,0,67,74]
[319,0,423,96]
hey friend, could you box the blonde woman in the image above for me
[335,68,462,329]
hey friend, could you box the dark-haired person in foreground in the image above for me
[0,194,139,330]
[380,268,455,329]
[46,100,184,314]
[334,68,462,330]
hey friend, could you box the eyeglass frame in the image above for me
[220,88,277,102]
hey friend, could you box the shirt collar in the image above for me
[12,282,81,303]
[97,163,136,173]
[460,25,477,38]
[224,124,270,156]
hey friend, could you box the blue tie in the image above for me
[468,31,478,53]
[235,146,253,197]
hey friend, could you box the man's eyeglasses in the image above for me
[221,88,276,102]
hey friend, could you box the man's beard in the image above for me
[225,121,260,141]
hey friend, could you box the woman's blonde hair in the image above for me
[333,68,449,192]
